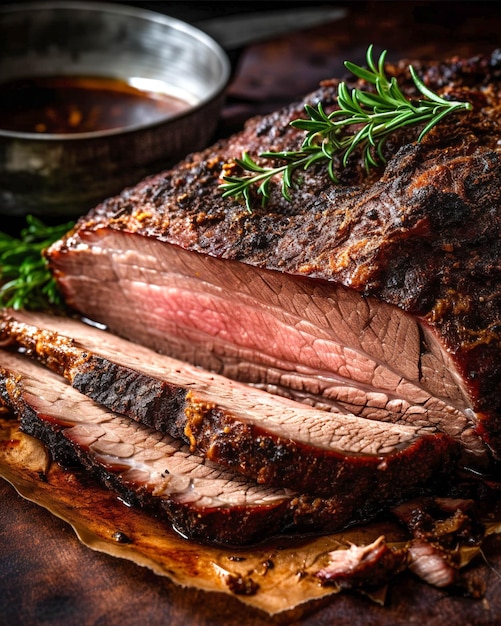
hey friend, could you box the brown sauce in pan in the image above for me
[0,75,191,134]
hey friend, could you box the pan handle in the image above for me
[194,6,347,52]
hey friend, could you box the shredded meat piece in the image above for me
[408,539,458,588]
[315,536,407,588]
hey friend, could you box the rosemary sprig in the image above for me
[220,45,473,211]
[0,215,74,310]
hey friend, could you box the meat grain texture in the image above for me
[46,51,501,472]
[0,50,483,554]
[0,310,458,507]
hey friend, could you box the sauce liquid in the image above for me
[0,75,191,134]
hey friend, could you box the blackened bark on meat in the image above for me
[72,356,189,435]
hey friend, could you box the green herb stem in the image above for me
[220,45,473,211]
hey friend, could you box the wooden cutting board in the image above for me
[2,2,501,624]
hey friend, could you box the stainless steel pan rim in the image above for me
[0,0,231,216]
[0,0,232,140]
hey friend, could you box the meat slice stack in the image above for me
[0,350,296,545]
[0,309,460,545]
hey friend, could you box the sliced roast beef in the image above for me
[46,52,501,459]
[0,309,459,501]
[0,350,357,544]
[1,349,462,543]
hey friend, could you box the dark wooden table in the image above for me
[2,2,501,624]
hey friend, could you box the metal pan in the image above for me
[0,1,231,218]
[0,1,345,219]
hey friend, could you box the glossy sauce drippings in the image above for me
[0,75,191,134]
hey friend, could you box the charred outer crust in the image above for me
[65,349,462,498]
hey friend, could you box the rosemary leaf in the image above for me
[220,44,473,212]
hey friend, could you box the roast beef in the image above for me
[45,51,501,463]
[2,348,400,545]
[0,309,458,503]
